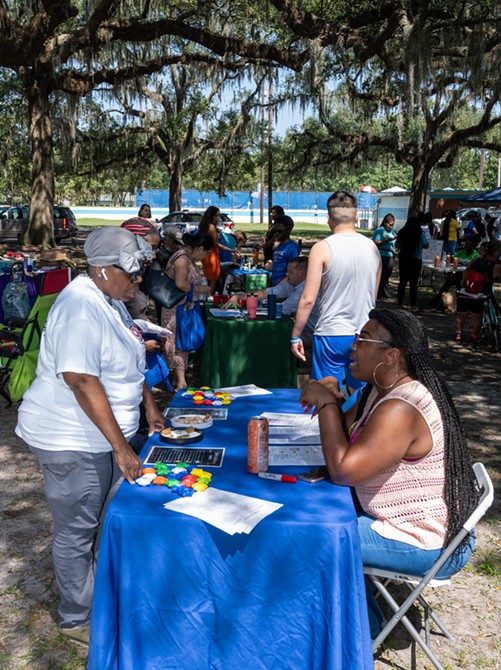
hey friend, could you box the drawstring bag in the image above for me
[2,262,30,323]
[175,285,205,351]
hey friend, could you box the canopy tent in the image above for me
[461,187,501,203]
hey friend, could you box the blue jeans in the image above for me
[358,513,474,639]
[358,513,474,578]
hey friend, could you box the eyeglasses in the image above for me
[353,333,392,346]
[113,265,146,282]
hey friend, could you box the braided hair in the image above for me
[366,308,479,548]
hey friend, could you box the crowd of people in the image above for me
[13,193,496,650]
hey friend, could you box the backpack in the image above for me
[1,262,30,322]
[462,261,489,295]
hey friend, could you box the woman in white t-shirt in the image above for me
[16,227,165,645]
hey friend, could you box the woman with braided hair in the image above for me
[300,308,479,636]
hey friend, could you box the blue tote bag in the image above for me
[175,285,205,351]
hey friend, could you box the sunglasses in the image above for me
[113,265,146,282]
[353,333,392,346]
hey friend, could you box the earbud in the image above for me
[101,268,108,281]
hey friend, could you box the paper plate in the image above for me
[159,427,204,444]
[171,414,214,429]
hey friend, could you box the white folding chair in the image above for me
[365,462,494,670]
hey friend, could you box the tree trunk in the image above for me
[169,159,182,212]
[408,159,430,218]
[26,77,56,248]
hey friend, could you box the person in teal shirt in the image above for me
[373,214,397,299]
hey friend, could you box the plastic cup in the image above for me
[213,295,227,307]
[246,295,258,319]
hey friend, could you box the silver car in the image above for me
[158,209,234,234]
[0,204,78,242]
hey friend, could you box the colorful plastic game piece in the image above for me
[136,461,213,497]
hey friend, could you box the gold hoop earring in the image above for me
[373,362,399,389]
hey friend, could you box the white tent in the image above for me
[379,186,408,193]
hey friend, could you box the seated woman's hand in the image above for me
[317,376,343,397]
[300,379,341,416]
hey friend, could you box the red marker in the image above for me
[258,472,297,483]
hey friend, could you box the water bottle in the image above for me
[198,277,208,302]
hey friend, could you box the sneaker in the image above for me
[410,306,419,313]
[468,337,479,349]
[454,332,462,342]
[57,624,90,646]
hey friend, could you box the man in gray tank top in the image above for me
[291,191,381,390]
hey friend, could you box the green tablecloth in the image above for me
[201,314,297,388]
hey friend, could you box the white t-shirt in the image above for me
[16,275,146,452]
[314,233,381,337]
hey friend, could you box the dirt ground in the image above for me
[0,274,500,670]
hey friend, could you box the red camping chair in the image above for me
[40,267,71,295]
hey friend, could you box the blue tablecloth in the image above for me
[88,389,372,670]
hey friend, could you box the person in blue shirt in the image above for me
[270,215,299,285]
[372,213,397,299]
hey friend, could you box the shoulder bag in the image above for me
[145,268,186,309]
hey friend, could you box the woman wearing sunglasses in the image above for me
[16,226,166,645]
[300,308,478,639]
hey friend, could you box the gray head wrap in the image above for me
[84,227,153,272]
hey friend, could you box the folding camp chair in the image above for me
[0,290,62,405]
[40,267,71,295]
[365,462,494,670]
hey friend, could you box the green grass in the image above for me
[76,217,372,241]
[476,550,501,577]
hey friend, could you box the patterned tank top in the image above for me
[353,380,447,550]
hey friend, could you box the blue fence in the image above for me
[136,189,376,213]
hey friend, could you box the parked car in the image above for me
[157,209,234,234]
[0,204,78,243]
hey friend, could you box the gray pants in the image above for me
[30,446,121,627]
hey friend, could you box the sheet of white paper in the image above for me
[163,487,282,535]
[209,308,242,318]
[260,412,318,428]
[269,445,326,466]
[133,319,172,336]
[268,430,322,445]
[216,384,272,398]
[260,413,321,443]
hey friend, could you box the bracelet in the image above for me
[290,336,302,343]
[317,401,339,414]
